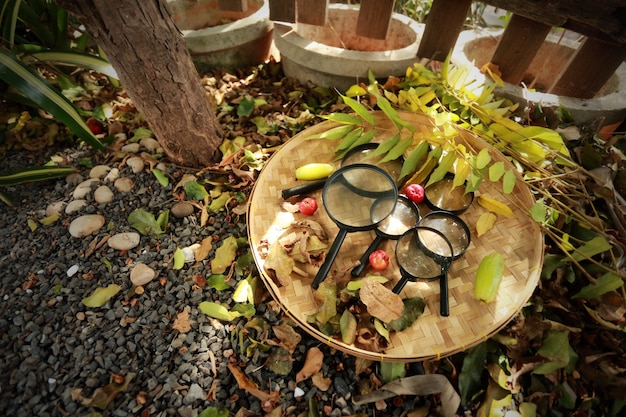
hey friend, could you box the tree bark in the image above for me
[56,0,223,168]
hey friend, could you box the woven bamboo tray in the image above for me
[247,111,543,362]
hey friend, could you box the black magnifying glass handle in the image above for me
[440,271,449,317]
[311,228,348,289]
[281,179,327,199]
[391,274,409,294]
[351,235,385,277]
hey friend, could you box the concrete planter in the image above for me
[168,0,273,72]
[452,28,626,125]
[274,4,423,92]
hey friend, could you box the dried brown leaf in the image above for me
[359,278,403,322]
[227,363,279,403]
[311,372,332,391]
[263,241,294,286]
[272,323,302,354]
[172,306,192,333]
[296,347,324,383]
[192,237,213,261]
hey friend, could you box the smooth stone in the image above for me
[65,172,84,186]
[68,214,105,238]
[89,165,111,179]
[140,137,161,152]
[94,185,114,204]
[73,178,100,199]
[66,265,79,277]
[114,177,134,193]
[46,201,66,217]
[65,200,87,214]
[122,143,141,153]
[108,232,140,251]
[104,167,120,182]
[130,263,156,286]
[126,157,145,174]
[171,202,194,218]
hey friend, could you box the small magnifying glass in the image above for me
[351,195,420,277]
[392,226,454,316]
[423,175,474,214]
[311,164,398,289]
[281,143,403,199]
[418,210,471,260]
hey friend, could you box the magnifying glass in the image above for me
[281,143,403,199]
[418,210,471,260]
[311,164,398,289]
[392,226,454,316]
[423,175,474,214]
[351,195,420,277]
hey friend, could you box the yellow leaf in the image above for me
[478,195,514,217]
[82,284,122,308]
[476,212,497,237]
[40,212,60,225]
[27,218,37,232]
[173,247,185,270]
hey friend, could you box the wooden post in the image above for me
[269,0,295,23]
[417,0,472,61]
[218,0,247,12]
[549,38,626,99]
[296,0,328,26]
[490,14,552,85]
[356,0,395,40]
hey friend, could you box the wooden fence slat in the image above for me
[217,0,247,12]
[356,0,395,40]
[269,0,296,23]
[296,0,328,26]
[549,38,626,99]
[417,0,472,61]
[490,14,552,85]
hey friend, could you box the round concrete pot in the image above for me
[452,28,626,125]
[168,0,273,72]
[274,4,424,92]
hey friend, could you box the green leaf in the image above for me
[379,137,413,163]
[529,200,547,223]
[572,272,624,299]
[208,192,231,213]
[335,129,376,160]
[23,51,118,79]
[0,165,74,187]
[237,96,255,117]
[458,342,487,405]
[340,309,357,344]
[502,169,516,194]
[208,274,231,290]
[128,209,165,237]
[362,134,400,160]
[152,169,169,187]
[380,362,406,384]
[231,303,256,318]
[426,151,457,187]
[387,297,426,331]
[210,236,238,274]
[306,124,355,140]
[0,50,104,150]
[488,161,505,182]
[321,112,363,125]
[374,93,416,133]
[184,181,209,200]
[399,140,429,180]
[129,127,153,142]
[474,252,505,303]
[82,284,122,308]
[476,148,491,169]
[571,236,613,262]
[340,94,376,125]
[334,126,363,152]
[533,331,572,374]
[199,301,241,321]
[198,407,229,417]
[173,247,185,270]
[27,218,37,232]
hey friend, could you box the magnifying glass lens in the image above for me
[425,177,473,213]
[377,199,419,236]
[419,214,469,257]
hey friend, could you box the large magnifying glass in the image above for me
[418,210,471,260]
[423,175,474,214]
[311,164,398,289]
[281,143,403,199]
[392,226,454,316]
[351,195,420,277]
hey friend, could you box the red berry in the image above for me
[86,118,104,135]
[405,183,425,204]
[368,249,390,271]
[298,197,318,216]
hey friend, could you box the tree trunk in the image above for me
[56,0,223,168]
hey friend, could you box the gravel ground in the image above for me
[0,130,448,416]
